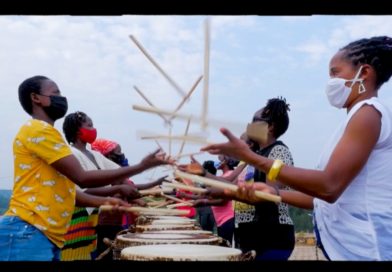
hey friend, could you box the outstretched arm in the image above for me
[202,105,381,203]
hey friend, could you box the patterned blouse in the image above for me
[6,119,75,248]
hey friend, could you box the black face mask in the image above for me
[41,95,68,121]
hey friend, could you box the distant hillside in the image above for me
[0,190,12,214]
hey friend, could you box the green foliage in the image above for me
[289,206,313,232]
[0,190,11,215]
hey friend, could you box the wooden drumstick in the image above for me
[129,35,186,97]
[99,205,190,215]
[134,86,171,124]
[201,18,210,131]
[177,117,191,158]
[133,104,244,130]
[174,151,205,160]
[166,202,193,209]
[140,134,214,145]
[139,188,173,196]
[174,170,281,203]
[162,181,207,194]
[169,75,203,121]
[160,193,194,206]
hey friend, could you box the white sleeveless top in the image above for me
[313,97,392,260]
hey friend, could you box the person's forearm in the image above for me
[246,151,333,202]
[136,180,161,190]
[84,186,120,197]
[280,190,314,209]
[54,157,148,188]
[76,191,110,207]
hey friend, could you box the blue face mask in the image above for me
[214,161,221,169]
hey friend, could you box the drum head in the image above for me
[135,223,198,232]
[117,232,219,244]
[121,244,242,261]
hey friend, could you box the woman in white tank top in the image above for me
[200,36,392,260]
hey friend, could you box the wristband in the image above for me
[267,159,284,182]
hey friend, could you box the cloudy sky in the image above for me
[0,15,392,189]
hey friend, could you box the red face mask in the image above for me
[79,127,97,144]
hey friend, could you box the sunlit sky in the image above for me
[1,15,392,189]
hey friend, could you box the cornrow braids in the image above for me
[257,96,290,139]
[18,75,49,114]
[62,111,87,144]
[340,36,392,89]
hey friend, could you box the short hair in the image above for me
[18,75,49,114]
[254,96,290,139]
[340,36,392,89]
[202,160,217,175]
[63,111,88,144]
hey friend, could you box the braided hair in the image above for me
[18,75,49,114]
[254,96,290,139]
[340,36,392,89]
[63,111,88,144]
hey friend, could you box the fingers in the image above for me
[220,127,236,142]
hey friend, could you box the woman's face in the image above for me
[81,116,94,130]
[328,51,358,81]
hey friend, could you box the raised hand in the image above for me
[141,148,176,168]
[201,128,251,161]
[177,155,205,176]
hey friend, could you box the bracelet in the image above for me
[267,159,284,182]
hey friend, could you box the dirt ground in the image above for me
[289,245,327,261]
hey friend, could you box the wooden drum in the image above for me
[121,244,244,261]
[113,232,219,260]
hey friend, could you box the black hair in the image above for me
[202,160,217,175]
[63,111,88,144]
[254,96,290,139]
[340,36,392,90]
[222,156,240,170]
[18,75,49,114]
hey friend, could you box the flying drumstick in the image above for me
[129,35,187,98]
[177,117,191,158]
[140,134,214,145]
[201,18,210,131]
[168,75,203,121]
[134,86,171,124]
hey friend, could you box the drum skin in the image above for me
[120,244,243,261]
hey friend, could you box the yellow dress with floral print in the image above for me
[5,119,76,248]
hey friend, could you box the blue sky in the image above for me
[0,15,392,189]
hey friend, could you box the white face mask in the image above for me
[246,121,268,144]
[325,65,366,109]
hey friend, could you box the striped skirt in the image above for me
[60,207,99,261]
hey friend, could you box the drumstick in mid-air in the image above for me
[201,17,210,131]
[134,86,171,124]
[177,117,192,158]
[169,75,203,121]
[129,35,187,98]
[140,134,213,145]
[174,170,281,203]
